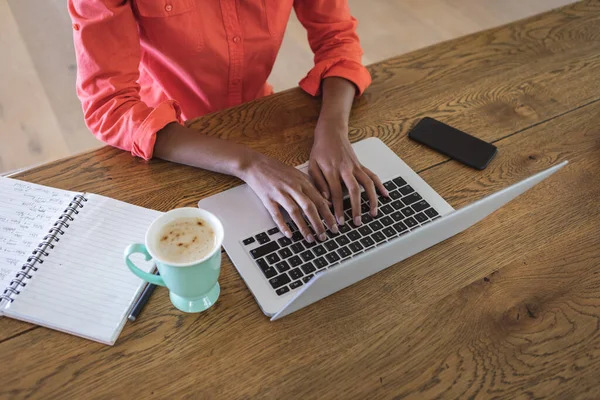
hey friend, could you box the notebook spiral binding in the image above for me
[0,194,88,304]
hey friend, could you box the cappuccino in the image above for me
[156,217,216,264]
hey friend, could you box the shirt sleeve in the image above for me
[68,0,183,160]
[294,0,372,96]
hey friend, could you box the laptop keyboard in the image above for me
[241,176,441,296]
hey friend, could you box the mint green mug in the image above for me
[124,208,224,313]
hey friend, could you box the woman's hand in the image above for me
[241,155,338,242]
[309,121,388,226]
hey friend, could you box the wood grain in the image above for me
[1,2,600,398]
[1,91,598,400]
[2,0,598,343]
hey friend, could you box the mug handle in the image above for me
[124,243,166,287]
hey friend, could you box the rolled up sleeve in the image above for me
[294,0,372,96]
[69,0,182,160]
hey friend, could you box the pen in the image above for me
[128,270,159,322]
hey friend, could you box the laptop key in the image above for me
[383,181,397,191]
[361,203,370,213]
[339,223,351,234]
[267,227,279,235]
[401,207,415,217]
[287,222,297,232]
[313,245,327,256]
[303,274,314,283]
[257,259,277,278]
[300,262,316,274]
[381,205,394,215]
[250,241,280,259]
[275,261,290,273]
[314,257,328,269]
[278,247,293,259]
[358,226,373,236]
[289,255,302,267]
[414,212,428,223]
[383,227,396,238]
[269,273,291,289]
[391,211,404,222]
[243,237,255,245]
[391,200,403,210]
[303,239,317,248]
[398,185,414,196]
[336,235,350,246]
[412,200,430,212]
[393,222,408,233]
[389,190,402,200]
[347,230,361,241]
[290,280,303,290]
[291,243,305,254]
[361,213,373,224]
[381,216,394,226]
[361,192,369,202]
[325,252,341,263]
[289,267,304,280]
[300,250,315,262]
[348,242,364,253]
[393,177,407,187]
[425,208,439,218]
[266,253,280,264]
[379,196,392,204]
[278,237,292,247]
[292,231,304,242]
[324,241,339,251]
[369,220,383,231]
[404,217,418,228]
[360,236,375,248]
[372,231,386,243]
[255,232,270,244]
[402,193,422,205]
[337,246,352,259]
[276,286,290,296]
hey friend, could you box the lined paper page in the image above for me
[5,193,161,344]
[0,178,76,290]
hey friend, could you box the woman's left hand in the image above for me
[309,121,388,227]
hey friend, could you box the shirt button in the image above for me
[165,4,173,12]
[232,36,241,43]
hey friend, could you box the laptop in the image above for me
[198,138,567,320]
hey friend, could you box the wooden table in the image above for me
[2,2,600,398]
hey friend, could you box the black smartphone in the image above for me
[408,117,497,170]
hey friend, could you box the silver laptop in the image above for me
[198,138,567,320]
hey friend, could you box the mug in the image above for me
[124,207,224,313]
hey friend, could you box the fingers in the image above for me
[364,167,388,197]
[341,171,363,226]
[309,163,330,200]
[356,169,378,217]
[291,192,329,241]
[264,200,292,238]
[322,170,345,225]
[278,195,316,243]
[304,186,338,235]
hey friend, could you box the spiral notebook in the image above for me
[0,177,161,345]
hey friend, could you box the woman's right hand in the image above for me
[241,155,339,243]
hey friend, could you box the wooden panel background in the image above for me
[1,2,599,398]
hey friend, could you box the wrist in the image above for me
[315,118,349,141]
[236,149,266,182]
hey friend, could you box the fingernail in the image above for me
[337,216,345,225]
[384,189,390,197]
[331,224,339,234]
[319,233,327,241]
[284,230,292,238]
[354,216,362,226]
[371,209,377,217]
[307,234,315,243]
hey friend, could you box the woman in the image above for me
[68,0,388,243]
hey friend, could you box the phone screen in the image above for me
[408,117,497,170]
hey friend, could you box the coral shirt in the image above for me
[68,0,371,159]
